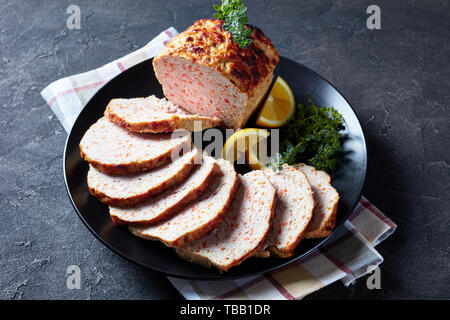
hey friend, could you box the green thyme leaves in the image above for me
[213,0,253,49]
[271,94,344,172]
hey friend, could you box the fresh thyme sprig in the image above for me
[213,0,253,49]
[269,94,344,172]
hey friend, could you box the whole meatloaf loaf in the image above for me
[153,19,279,128]
[175,171,276,272]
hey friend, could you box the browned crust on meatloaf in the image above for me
[255,239,305,259]
[155,19,279,93]
[174,248,217,270]
[87,159,196,207]
[254,239,303,259]
[268,241,301,258]
[109,162,220,226]
[175,189,276,272]
[129,169,239,247]
[105,103,222,133]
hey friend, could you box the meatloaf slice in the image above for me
[87,147,199,207]
[79,117,191,174]
[282,164,340,239]
[175,171,276,272]
[109,153,218,225]
[258,168,314,258]
[153,19,279,129]
[105,95,222,133]
[129,159,238,247]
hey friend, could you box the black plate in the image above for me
[64,57,367,280]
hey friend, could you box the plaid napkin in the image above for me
[40,27,396,300]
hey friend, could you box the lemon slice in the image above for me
[245,145,267,170]
[256,76,295,128]
[222,128,270,164]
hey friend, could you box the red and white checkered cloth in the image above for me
[40,27,396,300]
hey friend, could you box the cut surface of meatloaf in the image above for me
[110,153,218,226]
[79,117,191,174]
[87,147,199,207]
[258,168,314,258]
[105,95,222,133]
[175,171,276,272]
[129,158,238,247]
[153,19,279,129]
[282,164,340,239]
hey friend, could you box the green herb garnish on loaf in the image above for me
[213,0,253,49]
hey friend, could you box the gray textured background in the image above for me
[0,0,449,299]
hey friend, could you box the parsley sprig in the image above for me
[269,94,344,172]
[213,0,253,49]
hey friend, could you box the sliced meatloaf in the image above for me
[129,159,238,247]
[258,168,314,258]
[175,171,276,272]
[282,164,340,239]
[105,95,222,133]
[153,19,279,129]
[79,117,191,174]
[110,153,218,225]
[87,147,199,207]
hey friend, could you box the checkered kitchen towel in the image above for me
[41,27,396,300]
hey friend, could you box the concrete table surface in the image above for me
[0,0,448,299]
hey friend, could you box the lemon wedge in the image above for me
[245,145,267,170]
[256,76,295,128]
[222,128,270,164]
